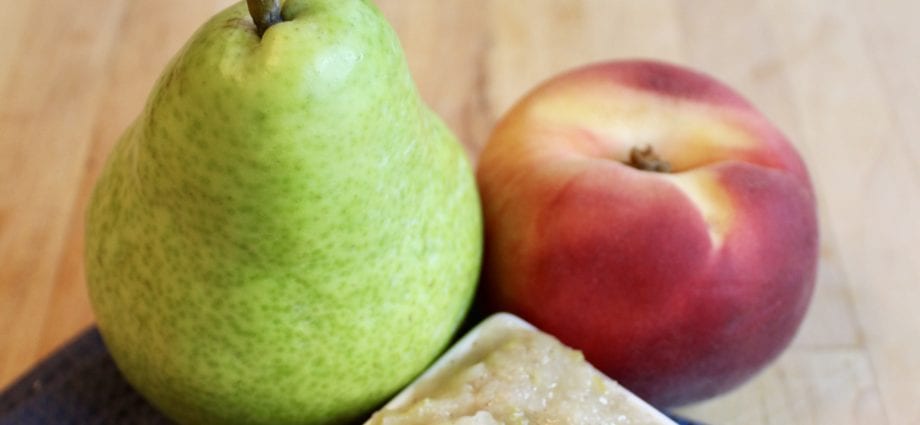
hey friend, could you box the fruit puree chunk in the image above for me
[366,314,675,425]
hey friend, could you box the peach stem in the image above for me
[628,145,672,173]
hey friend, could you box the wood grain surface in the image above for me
[1,1,918,423]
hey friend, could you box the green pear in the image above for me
[84,1,482,424]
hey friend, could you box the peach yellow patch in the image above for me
[524,83,760,171]
[666,170,735,247]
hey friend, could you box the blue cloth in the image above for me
[0,328,704,424]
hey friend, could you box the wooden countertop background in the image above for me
[1,0,917,423]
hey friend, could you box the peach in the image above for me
[476,60,818,407]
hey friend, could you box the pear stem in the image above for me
[247,0,283,37]
[628,145,672,173]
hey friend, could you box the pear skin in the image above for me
[85,1,482,424]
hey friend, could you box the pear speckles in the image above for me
[85,1,481,424]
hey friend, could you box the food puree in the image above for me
[367,325,671,425]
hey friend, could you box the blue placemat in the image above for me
[0,328,704,424]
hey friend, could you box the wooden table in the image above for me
[1,1,917,423]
